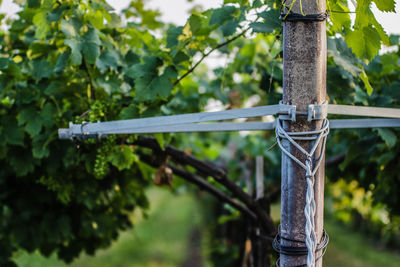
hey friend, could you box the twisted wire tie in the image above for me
[275,118,329,267]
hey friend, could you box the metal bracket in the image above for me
[279,101,297,121]
[58,128,72,140]
[58,122,108,140]
[308,100,328,121]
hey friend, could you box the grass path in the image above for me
[14,191,400,267]
[14,188,204,267]
[323,219,400,267]
[271,204,400,266]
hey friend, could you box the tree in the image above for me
[0,0,398,266]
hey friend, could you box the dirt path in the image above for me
[180,228,203,267]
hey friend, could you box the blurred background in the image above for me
[1,0,399,267]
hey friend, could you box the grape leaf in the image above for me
[82,27,101,45]
[377,128,397,148]
[86,10,104,29]
[18,106,44,136]
[224,0,243,3]
[0,58,9,69]
[250,9,281,33]
[345,27,381,60]
[108,145,137,171]
[188,14,203,34]
[44,81,64,95]
[250,22,277,33]
[354,0,371,28]
[166,26,183,49]
[257,8,281,23]
[221,21,238,36]
[329,1,351,32]
[81,27,101,64]
[30,60,53,81]
[48,4,68,22]
[210,6,237,25]
[120,104,140,120]
[33,11,50,39]
[252,0,263,7]
[54,51,70,72]
[61,19,78,38]
[127,57,177,101]
[82,42,100,64]
[327,38,361,77]
[65,39,82,65]
[367,10,390,45]
[172,51,189,65]
[125,51,140,66]
[27,0,41,8]
[128,56,162,81]
[40,103,56,128]
[360,69,374,95]
[372,0,396,12]
[32,135,50,159]
[2,117,24,146]
[150,66,178,99]
[96,49,120,71]
[9,149,34,176]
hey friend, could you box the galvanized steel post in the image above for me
[280,0,327,266]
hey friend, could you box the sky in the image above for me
[0,0,399,34]
[110,0,223,25]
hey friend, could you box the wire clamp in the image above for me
[279,101,297,121]
[308,101,328,121]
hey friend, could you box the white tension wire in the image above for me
[275,118,330,267]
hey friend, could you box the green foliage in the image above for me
[326,35,400,246]
[0,0,399,265]
[328,0,396,61]
[323,218,400,267]
[373,0,396,12]
[326,179,400,249]
[0,0,278,265]
[127,57,177,101]
[345,27,381,60]
[250,9,281,33]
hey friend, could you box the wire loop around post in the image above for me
[280,0,329,22]
[275,118,329,267]
[280,11,329,22]
[273,227,329,266]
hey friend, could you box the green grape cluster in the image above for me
[93,135,116,179]
[89,100,108,122]
[94,150,110,179]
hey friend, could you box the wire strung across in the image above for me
[58,103,400,139]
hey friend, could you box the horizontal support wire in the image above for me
[60,104,292,139]
[99,121,276,134]
[329,118,400,129]
[76,104,288,133]
[58,104,400,139]
[329,104,400,118]
[58,119,400,138]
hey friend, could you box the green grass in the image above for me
[14,188,204,267]
[323,219,400,267]
[270,203,400,267]
[14,193,400,267]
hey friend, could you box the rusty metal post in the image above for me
[280,0,327,266]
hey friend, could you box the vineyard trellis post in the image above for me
[280,0,327,266]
